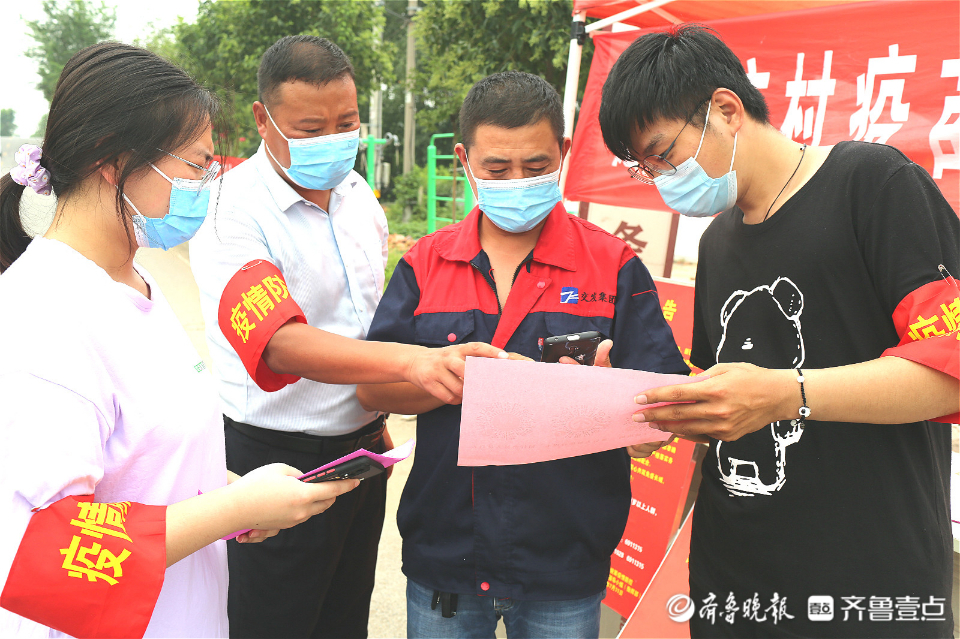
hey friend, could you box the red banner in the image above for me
[619,508,695,639]
[606,438,698,618]
[565,0,960,213]
[606,277,699,618]
[653,278,698,373]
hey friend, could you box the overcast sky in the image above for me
[2,0,201,137]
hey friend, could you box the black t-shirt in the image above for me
[688,141,957,639]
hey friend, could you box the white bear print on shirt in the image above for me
[714,277,806,497]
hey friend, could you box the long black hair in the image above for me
[0,41,220,272]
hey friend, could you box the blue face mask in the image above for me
[465,154,563,233]
[124,164,212,251]
[263,105,359,191]
[653,101,738,217]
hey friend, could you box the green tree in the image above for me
[413,0,593,136]
[169,0,394,156]
[24,0,116,102]
[1,109,16,137]
[136,25,180,63]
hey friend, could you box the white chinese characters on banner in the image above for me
[780,52,836,146]
[849,44,918,144]
[606,49,951,172]
[746,58,770,90]
[582,42,957,214]
[929,58,960,179]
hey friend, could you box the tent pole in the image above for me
[560,1,676,200]
[559,11,586,199]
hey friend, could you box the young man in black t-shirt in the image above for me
[598,25,959,639]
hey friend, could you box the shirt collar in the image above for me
[435,203,577,271]
[252,141,357,213]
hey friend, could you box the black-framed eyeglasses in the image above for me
[158,149,221,190]
[625,98,710,185]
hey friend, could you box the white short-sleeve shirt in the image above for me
[190,144,388,436]
[0,238,229,638]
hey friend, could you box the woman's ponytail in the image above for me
[0,173,30,273]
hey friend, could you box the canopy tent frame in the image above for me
[558,0,869,197]
[559,0,681,195]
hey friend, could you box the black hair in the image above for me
[458,71,564,150]
[257,35,355,106]
[599,24,770,161]
[0,41,219,273]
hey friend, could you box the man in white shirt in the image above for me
[190,36,504,638]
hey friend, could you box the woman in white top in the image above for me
[0,42,358,638]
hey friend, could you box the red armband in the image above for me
[218,259,307,392]
[881,276,960,423]
[1,496,166,639]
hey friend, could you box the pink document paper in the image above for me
[222,439,415,540]
[458,358,694,466]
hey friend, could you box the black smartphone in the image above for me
[300,456,386,483]
[540,331,605,365]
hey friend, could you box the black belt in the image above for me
[224,414,385,457]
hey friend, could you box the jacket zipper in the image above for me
[471,261,502,315]
[471,256,532,317]
[467,254,530,588]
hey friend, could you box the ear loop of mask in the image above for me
[463,152,479,201]
[692,101,738,172]
[263,105,292,142]
[261,106,292,170]
[116,189,151,248]
[107,163,161,248]
[692,102,711,160]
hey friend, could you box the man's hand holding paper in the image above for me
[558,339,677,458]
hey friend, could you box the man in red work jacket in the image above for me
[356,71,689,639]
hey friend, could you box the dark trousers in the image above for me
[224,417,387,639]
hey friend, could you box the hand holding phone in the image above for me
[540,331,606,366]
[300,456,386,483]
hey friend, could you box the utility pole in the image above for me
[369,82,383,193]
[403,0,417,176]
[369,22,384,195]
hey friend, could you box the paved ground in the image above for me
[369,414,416,638]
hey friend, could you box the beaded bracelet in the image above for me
[795,368,811,429]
